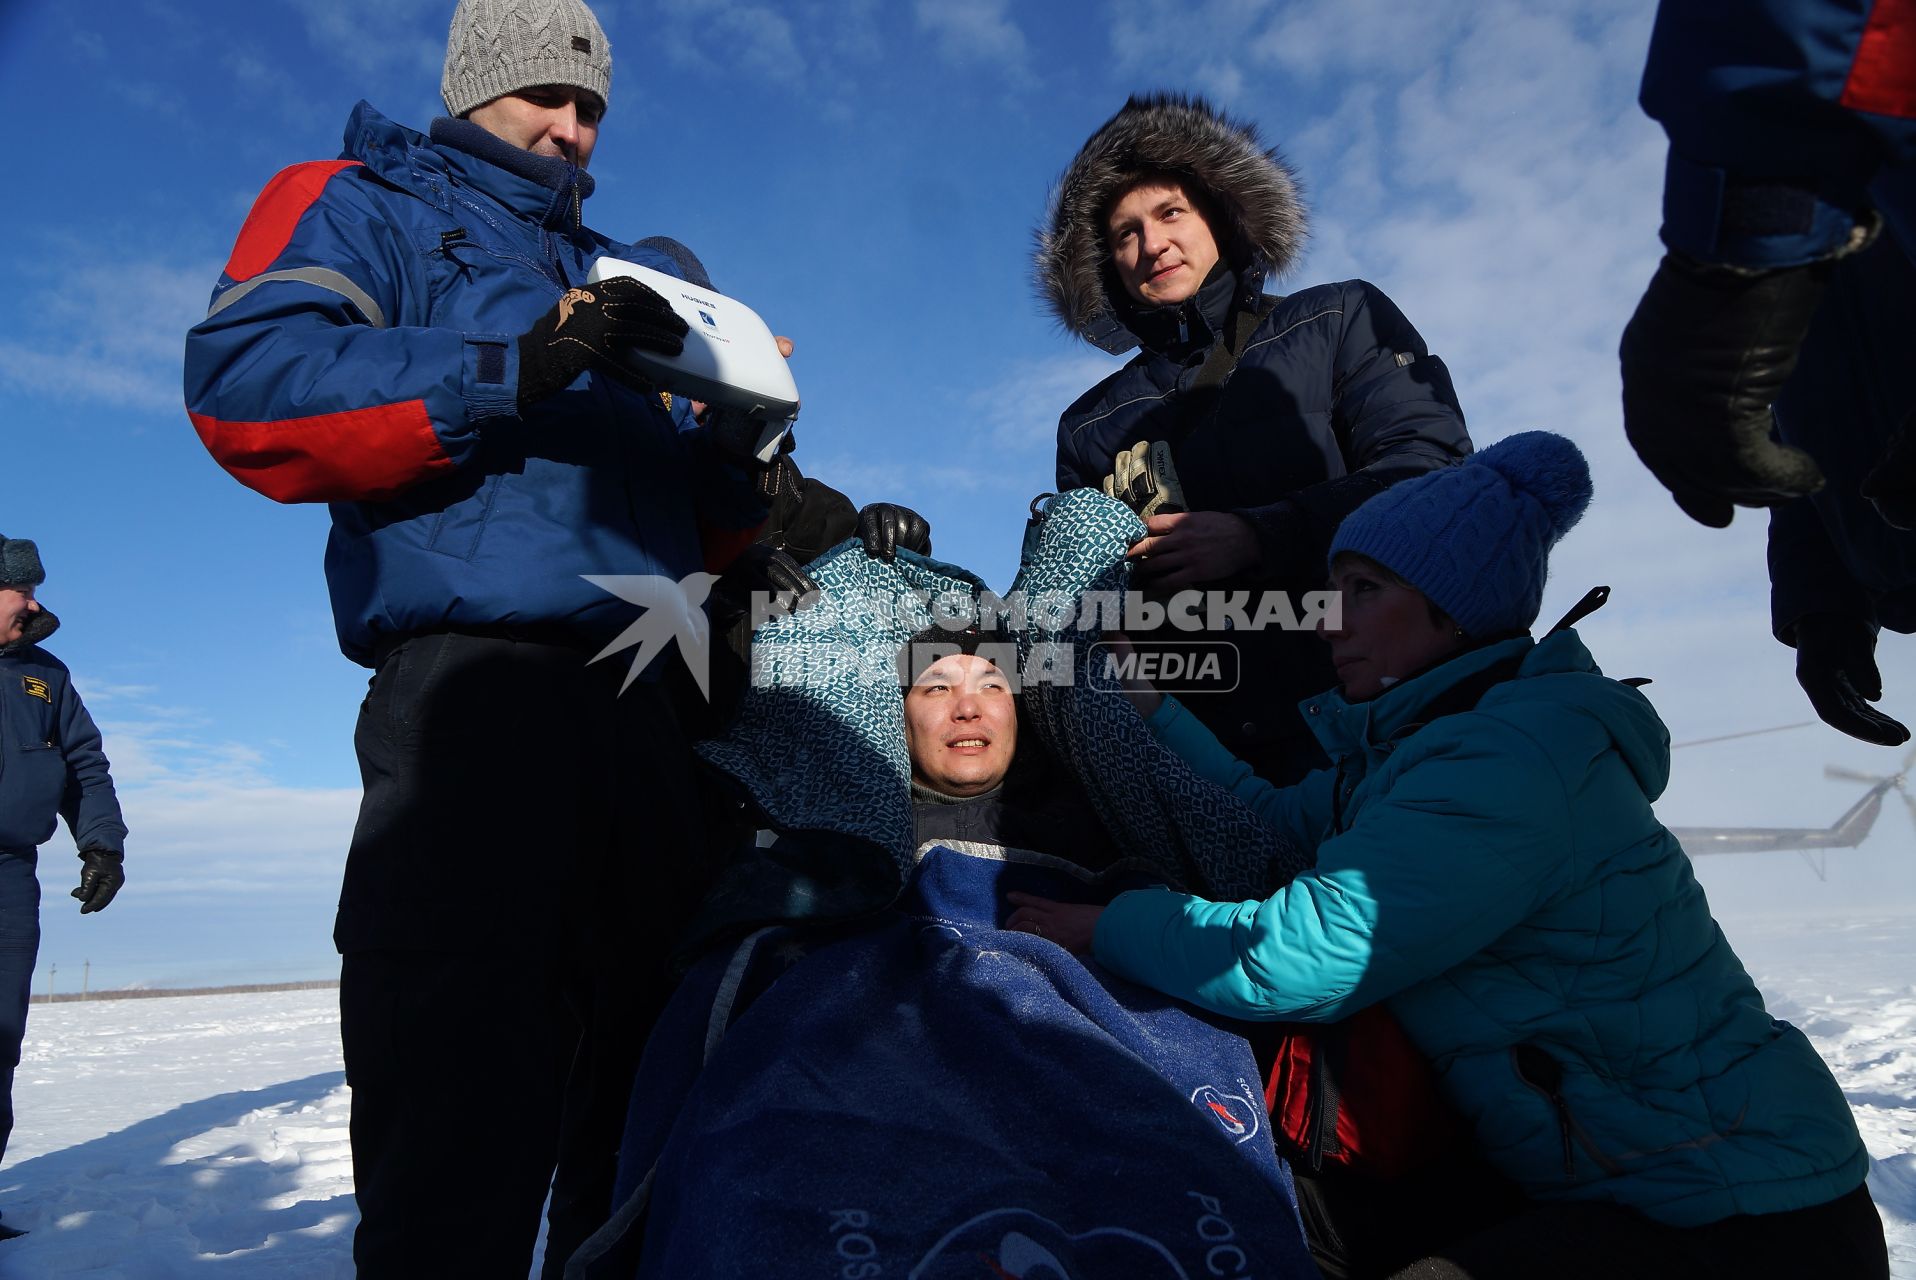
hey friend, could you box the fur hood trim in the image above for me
[0,604,57,655]
[1035,93,1308,350]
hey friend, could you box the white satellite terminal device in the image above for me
[584,256,799,463]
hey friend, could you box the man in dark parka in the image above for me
[1036,94,1473,783]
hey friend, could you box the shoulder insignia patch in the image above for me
[21,676,51,703]
[659,391,674,412]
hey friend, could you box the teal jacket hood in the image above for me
[1298,631,1672,803]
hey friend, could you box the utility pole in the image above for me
[46,962,56,1002]
[82,959,90,1002]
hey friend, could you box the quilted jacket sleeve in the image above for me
[1232,282,1471,584]
[1146,695,1334,845]
[1096,712,1571,1022]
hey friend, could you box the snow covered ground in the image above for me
[0,916,1911,1277]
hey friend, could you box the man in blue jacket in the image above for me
[181,1,774,1274]
[0,535,126,1239]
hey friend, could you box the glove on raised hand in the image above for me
[1794,612,1910,746]
[517,277,689,410]
[710,543,820,628]
[1620,252,1832,527]
[1101,439,1187,518]
[854,504,932,561]
[72,848,124,914]
[701,403,794,468]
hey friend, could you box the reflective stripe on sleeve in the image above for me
[205,266,389,328]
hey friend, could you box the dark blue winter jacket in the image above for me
[184,103,768,666]
[1056,267,1471,771]
[1641,0,1916,267]
[0,614,126,856]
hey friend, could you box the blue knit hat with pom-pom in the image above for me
[1328,432,1592,637]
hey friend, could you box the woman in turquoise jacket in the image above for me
[1009,433,1886,1278]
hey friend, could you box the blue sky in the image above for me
[2,0,1912,988]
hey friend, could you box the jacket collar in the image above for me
[1299,634,1536,758]
[431,117,593,212]
[1124,262,1255,357]
[341,101,591,232]
[0,604,58,656]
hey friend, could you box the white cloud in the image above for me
[800,0,885,63]
[651,0,811,86]
[0,257,218,416]
[914,0,1031,78]
[971,351,1127,460]
[44,687,358,905]
[287,0,444,82]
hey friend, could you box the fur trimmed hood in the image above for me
[1035,94,1308,352]
[0,603,57,655]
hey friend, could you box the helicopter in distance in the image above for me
[1666,726,1914,878]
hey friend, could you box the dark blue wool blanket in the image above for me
[567,842,1319,1279]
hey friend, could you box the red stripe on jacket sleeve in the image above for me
[223,161,365,283]
[1841,0,1916,118]
[190,400,454,503]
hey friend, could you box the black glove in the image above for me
[710,543,820,628]
[1794,612,1910,746]
[855,503,932,561]
[72,848,124,914]
[1620,251,1831,527]
[1860,411,1916,531]
[700,404,793,467]
[516,277,689,410]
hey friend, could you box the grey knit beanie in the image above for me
[0,536,44,588]
[442,0,612,118]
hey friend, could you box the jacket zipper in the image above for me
[1304,1029,1343,1172]
[1328,755,1353,834]
[1510,1045,1623,1176]
[433,228,476,280]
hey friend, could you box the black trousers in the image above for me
[1295,1157,1890,1280]
[338,633,706,1279]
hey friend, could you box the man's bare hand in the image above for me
[1126,511,1260,589]
[1004,892,1104,954]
